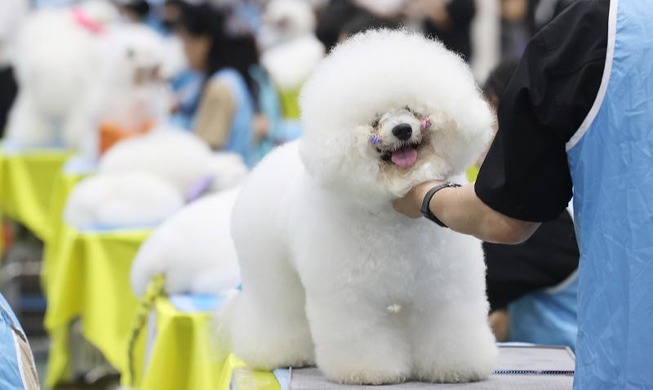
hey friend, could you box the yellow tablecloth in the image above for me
[0,148,75,241]
[278,88,301,120]
[124,289,281,390]
[44,225,150,387]
[41,169,87,290]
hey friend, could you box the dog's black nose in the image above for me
[392,124,413,141]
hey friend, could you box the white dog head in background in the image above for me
[299,29,493,204]
[89,23,169,128]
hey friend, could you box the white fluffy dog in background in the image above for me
[216,29,497,385]
[258,0,324,93]
[64,128,248,229]
[98,129,247,196]
[130,188,241,297]
[0,0,29,68]
[63,172,184,230]
[6,0,118,148]
[78,23,171,161]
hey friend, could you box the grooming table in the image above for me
[231,344,575,390]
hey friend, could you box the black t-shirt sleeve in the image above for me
[475,0,609,222]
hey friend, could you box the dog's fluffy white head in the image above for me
[259,0,317,49]
[299,29,493,204]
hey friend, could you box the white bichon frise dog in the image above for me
[78,23,171,160]
[130,188,241,297]
[63,172,184,230]
[98,129,247,197]
[64,128,248,229]
[259,0,325,95]
[6,1,118,149]
[216,29,497,385]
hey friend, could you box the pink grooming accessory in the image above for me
[420,117,432,131]
[72,8,105,35]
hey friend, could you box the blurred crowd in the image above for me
[0,0,583,164]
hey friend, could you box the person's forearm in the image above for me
[429,184,539,244]
[194,81,235,150]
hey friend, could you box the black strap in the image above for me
[420,182,461,227]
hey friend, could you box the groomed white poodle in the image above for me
[6,1,118,149]
[216,29,497,385]
[63,171,184,230]
[130,188,241,297]
[77,22,171,161]
[258,0,325,93]
[64,128,248,229]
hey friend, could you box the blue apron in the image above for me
[0,293,38,389]
[566,0,653,388]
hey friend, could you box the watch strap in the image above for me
[420,181,461,227]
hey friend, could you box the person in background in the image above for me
[176,2,262,167]
[118,0,152,23]
[337,11,400,43]
[316,0,401,52]
[404,0,476,63]
[499,0,534,61]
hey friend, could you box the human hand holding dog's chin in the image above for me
[393,180,444,218]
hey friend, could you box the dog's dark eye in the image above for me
[371,116,380,128]
[404,106,418,116]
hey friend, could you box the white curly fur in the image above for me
[65,128,248,229]
[258,0,316,49]
[64,172,184,230]
[98,128,246,197]
[258,0,324,90]
[216,30,497,385]
[75,23,172,161]
[0,0,28,67]
[130,188,241,297]
[261,35,324,91]
[6,2,117,149]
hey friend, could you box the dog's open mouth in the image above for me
[377,140,423,169]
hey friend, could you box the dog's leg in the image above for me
[408,247,498,383]
[216,240,315,370]
[409,299,497,383]
[302,286,412,385]
[5,93,56,147]
[62,108,91,150]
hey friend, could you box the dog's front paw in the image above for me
[414,349,496,384]
[415,366,493,384]
[320,359,411,385]
[326,367,408,386]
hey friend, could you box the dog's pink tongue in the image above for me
[391,146,418,169]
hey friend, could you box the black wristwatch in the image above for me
[420,181,461,227]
